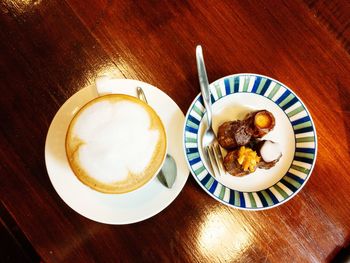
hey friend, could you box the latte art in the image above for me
[65,94,167,194]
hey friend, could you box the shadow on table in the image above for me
[328,232,350,263]
[329,245,350,263]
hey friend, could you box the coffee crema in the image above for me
[65,94,167,194]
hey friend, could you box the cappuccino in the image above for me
[66,94,167,194]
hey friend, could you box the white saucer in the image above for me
[45,79,189,224]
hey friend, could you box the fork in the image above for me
[196,45,225,177]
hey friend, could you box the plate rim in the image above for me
[183,73,318,210]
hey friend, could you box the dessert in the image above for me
[217,109,281,176]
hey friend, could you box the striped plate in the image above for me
[183,74,317,210]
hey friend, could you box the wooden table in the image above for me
[1,1,350,262]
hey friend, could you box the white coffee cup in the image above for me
[65,93,167,194]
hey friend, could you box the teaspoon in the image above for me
[136,87,177,188]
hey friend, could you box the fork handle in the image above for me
[196,45,212,129]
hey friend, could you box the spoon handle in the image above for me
[137,87,148,104]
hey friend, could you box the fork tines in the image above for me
[206,143,225,177]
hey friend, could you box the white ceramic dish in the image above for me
[45,79,189,224]
[183,74,317,210]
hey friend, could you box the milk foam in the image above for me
[73,100,160,183]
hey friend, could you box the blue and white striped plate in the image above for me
[183,74,317,210]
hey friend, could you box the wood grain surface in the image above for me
[0,0,349,262]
